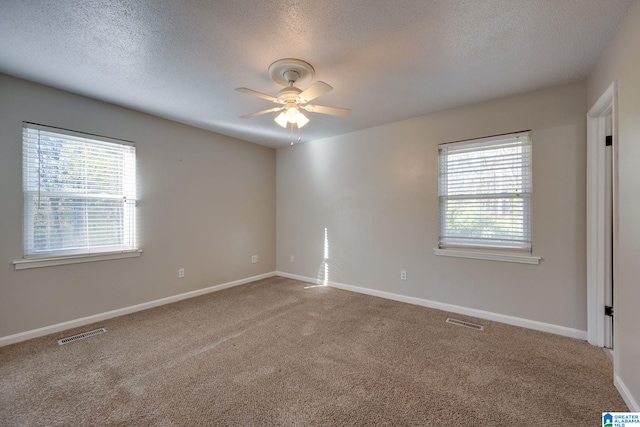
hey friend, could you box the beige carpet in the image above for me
[0,276,627,426]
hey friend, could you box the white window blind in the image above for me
[438,131,532,251]
[22,123,137,258]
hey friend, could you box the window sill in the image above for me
[13,250,142,270]
[433,248,541,265]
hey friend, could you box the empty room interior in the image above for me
[1,1,639,425]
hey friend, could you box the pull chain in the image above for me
[290,121,294,145]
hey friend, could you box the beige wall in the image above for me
[588,0,640,409]
[277,81,587,332]
[0,74,276,338]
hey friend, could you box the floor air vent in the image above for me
[58,328,107,345]
[446,318,484,331]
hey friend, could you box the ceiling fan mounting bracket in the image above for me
[268,58,315,87]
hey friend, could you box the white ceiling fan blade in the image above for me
[298,81,333,103]
[302,104,351,117]
[235,87,279,103]
[240,106,283,119]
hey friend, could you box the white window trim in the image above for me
[433,248,540,264]
[21,122,138,260]
[13,250,142,270]
[433,129,542,258]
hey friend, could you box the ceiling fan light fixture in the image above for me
[274,112,288,128]
[275,108,308,128]
[285,105,300,122]
[296,112,309,128]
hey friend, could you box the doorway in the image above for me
[604,114,613,351]
[587,82,617,367]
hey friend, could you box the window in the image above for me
[22,123,137,259]
[438,131,532,252]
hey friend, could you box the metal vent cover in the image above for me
[446,318,484,331]
[58,328,107,345]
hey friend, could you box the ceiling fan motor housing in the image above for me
[277,86,302,103]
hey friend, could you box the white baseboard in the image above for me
[276,271,587,340]
[276,271,324,284]
[0,271,276,347]
[2,270,589,347]
[615,374,640,411]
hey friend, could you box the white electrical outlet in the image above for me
[401,270,407,280]
[251,255,258,263]
[290,255,295,263]
[178,268,185,278]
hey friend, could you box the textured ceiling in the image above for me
[0,0,632,148]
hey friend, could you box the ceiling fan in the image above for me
[236,58,350,129]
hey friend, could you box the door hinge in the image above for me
[605,135,612,146]
[605,305,614,316]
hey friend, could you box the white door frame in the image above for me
[587,81,617,350]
